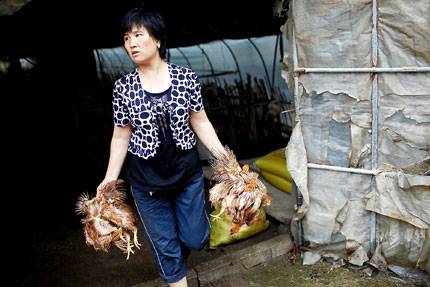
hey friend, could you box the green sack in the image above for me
[209,205,270,249]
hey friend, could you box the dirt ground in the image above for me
[208,255,418,287]
[4,182,426,287]
[13,223,275,287]
[7,211,423,287]
[3,185,279,287]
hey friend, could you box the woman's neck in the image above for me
[138,59,170,93]
[138,57,165,77]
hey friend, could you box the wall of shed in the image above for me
[282,0,430,278]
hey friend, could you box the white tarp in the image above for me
[282,0,430,279]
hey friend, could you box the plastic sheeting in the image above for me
[93,35,289,96]
[282,0,430,278]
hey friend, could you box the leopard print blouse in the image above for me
[112,62,204,159]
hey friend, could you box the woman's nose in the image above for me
[130,36,138,47]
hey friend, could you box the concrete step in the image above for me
[132,234,294,287]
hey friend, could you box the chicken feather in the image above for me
[208,146,272,234]
[75,179,141,259]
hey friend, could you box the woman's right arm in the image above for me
[96,124,132,199]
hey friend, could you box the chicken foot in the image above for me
[119,232,127,243]
[125,235,135,260]
[125,242,135,260]
[210,208,225,221]
[119,232,135,260]
[133,230,141,249]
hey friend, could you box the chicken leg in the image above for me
[133,230,141,249]
[123,233,135,260]
[210,207,226,221]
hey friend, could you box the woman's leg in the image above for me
[168,276,187,287]
[173,175,211,251]
[131,186,187,284]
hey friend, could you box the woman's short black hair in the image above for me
[121,8,167,59]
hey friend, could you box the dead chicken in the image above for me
[75,179,141,259]
[208,146,272,234]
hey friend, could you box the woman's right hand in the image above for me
[96,182,104,202]
[96,179,113,202]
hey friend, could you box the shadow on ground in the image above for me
[5,182,281,287]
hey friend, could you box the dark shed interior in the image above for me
[1,0,287,206]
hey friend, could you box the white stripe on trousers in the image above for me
[131,186,166,276]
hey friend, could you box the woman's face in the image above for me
[124,24,160,64]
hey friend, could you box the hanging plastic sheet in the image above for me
[282,0,430,278]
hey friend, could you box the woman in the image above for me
[97,8,226,287]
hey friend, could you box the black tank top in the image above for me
[126,86,202,192]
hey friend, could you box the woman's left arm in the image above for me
[189,109,226,157]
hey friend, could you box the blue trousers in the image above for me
[131,175,210,283]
